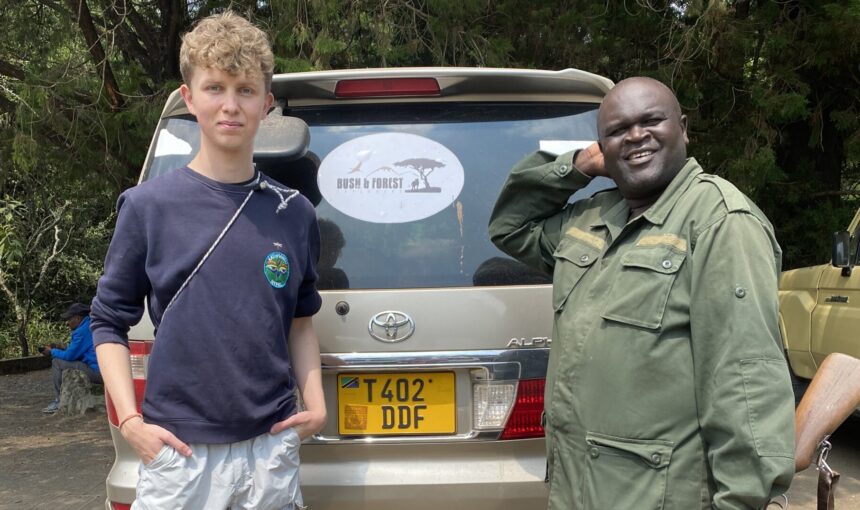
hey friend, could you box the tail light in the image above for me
[472,377,545,440]
[334,78,441,98]
[106,340,152,427]
[110,503,131,510]
[499,378,545,440]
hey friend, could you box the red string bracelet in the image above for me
[119,413,143,431]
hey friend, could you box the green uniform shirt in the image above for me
[489,152,794,510]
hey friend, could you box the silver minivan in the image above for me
[103,67,613,510]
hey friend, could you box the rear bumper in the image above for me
[300,439,548,509]
[104,348,550,508]
[105,426,548,509]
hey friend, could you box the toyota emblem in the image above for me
[368,311,415,343]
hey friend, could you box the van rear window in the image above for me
[145,103,609,290]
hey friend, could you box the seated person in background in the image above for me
[317,218,349,289]
[40,302,102,414]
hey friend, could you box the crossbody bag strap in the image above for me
[162,174,261,316]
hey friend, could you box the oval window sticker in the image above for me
[318,133,465,224]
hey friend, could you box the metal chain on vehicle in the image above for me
[815,437,833,471]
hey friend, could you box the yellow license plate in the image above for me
[337,372,456,435]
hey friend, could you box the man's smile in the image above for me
[624,147,658,165]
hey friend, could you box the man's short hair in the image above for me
[179,11,274,91]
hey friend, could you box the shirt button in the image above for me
[580,255,590,263]
[650,453,662,465]
[661,260,672,269]
[559,164,569,173]
[735,287,747,298]
[589,447,600,458]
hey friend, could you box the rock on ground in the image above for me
[59,369,105,415]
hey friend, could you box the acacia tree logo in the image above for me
[395,158,446,193]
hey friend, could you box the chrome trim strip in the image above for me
[320,348,549,380]
[311,430,505,444]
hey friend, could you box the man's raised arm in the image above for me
[488,145,604,274]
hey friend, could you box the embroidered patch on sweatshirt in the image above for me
[263,251,290,288]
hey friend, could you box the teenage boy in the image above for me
[91,12,324,509]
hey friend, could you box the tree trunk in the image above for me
[16,319,29,357]
[160,0,185,81]
[65,0,125,110]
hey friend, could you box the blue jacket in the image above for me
[51,315,100,373]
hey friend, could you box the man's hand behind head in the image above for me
[573,142,608,178]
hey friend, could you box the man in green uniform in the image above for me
[489,77,794,509]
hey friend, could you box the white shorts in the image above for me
[132,427,305,510]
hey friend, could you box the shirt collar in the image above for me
[594,198,629,242]
[589,158,702,235]
[642,158,702,226]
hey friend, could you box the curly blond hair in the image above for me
[179,11,274,90]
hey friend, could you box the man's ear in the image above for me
[680,115,689,144]
[179,83,195,116]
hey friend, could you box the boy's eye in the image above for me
[240,87,253,95]
[206,84,221,92]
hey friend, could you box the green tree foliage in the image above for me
[0,114,114,357]
[0,0,177,356]
[269,0,859,267]
[0,0,858,357]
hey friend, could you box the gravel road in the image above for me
[0,369,112,510]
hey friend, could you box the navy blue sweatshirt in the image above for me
[91,167,321,444]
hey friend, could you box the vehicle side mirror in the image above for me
[253,104,310,162]
[832,231,852,276]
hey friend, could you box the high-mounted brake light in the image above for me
[106,340,152,427]
[110,503,132,510]
[499,378,545,440]
[334,78,441,98]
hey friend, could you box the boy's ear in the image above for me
[262,92,274,119]
[179,83,196,116]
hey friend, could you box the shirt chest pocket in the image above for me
[551,237,601,312]
[601,245,686,330]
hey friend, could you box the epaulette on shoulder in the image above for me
[696,173,750,213]
[565,184,619,212]
[591,185,618,197]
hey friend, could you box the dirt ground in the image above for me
[1,369,859,510]
[0,369,113,510]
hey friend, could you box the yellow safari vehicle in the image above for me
[779,206,860,398]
